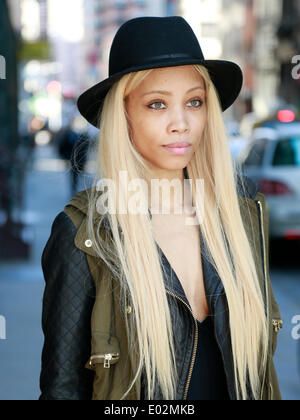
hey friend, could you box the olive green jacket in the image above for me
[58,185,282,401]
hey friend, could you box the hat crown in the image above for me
[109,16,204,76]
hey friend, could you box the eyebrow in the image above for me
[141,86,205,97]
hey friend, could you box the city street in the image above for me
[0,143,93,400]
[0,143,299,400]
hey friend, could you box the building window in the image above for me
[133,0,146,7]
[201,23,217,37]
[115,0,127,9]
[166,0,176,16]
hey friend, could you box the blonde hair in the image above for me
[85,64,268,400]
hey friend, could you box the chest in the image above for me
[151,213,209,323]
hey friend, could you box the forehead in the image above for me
[139,65,205,90]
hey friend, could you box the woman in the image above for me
[39,16,282,400]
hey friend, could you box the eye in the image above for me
[187,99,203,108]
[148,101,166,110]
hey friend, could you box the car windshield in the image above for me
[272,137,300,166]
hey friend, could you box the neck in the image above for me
[149,167,185,184]
[147,168,191,214]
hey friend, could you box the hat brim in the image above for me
[77,59,243,128]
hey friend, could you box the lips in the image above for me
[163,141,191,148]
[162,142,192,156]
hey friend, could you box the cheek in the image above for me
[130,113,161,147]
[193,110,207,133]
[190,113,206,148]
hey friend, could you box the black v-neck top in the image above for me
[142,230,230,400]
[186,316,230,400]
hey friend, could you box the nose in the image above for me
[167,107,190,134]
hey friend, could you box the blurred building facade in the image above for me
[0,0,30,259]
[47,0,84,104]
[3,0,299,139]
[181,0,282,119]
[179,0,222,59]
[9,0,300,126]
[179,0,300,122]
[81,0,181,90]
[277,0,300,110]
[240,0,299,119]
[252,0,283,117]
[220,0,255,118]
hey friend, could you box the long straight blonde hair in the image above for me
[85,64,268,400]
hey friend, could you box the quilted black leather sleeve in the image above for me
[39,211,95,400]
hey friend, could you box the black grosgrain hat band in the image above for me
[128,53,200,65]
[77,16,243,128]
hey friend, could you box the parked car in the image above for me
[226,120,251,161]
[239,122,300,240]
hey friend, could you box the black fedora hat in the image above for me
[77,16,243,128]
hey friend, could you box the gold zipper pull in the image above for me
[88,352,120,369]
[104,353,112,368]
[272,319,283,332]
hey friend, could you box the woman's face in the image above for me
[125,65,207,176]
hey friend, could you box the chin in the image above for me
[166,157,190,168]
[154,160,189,172]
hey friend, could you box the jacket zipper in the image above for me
[165,289,198,400]
[88,352,120,368]
[255,199,269,400]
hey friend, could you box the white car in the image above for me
[239,123,300,240]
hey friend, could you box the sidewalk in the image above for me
[0,143,92,400]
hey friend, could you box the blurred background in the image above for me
[0,0,300,400]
